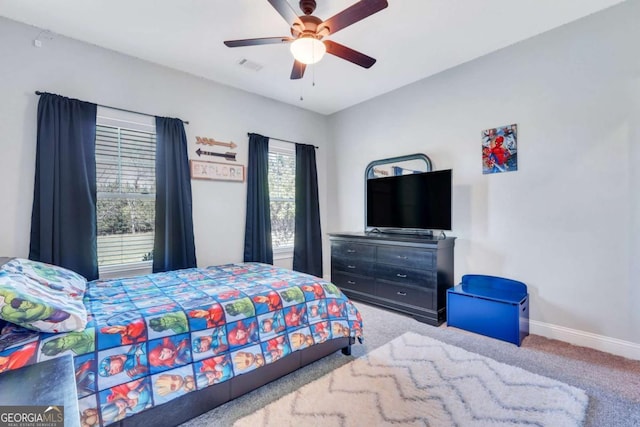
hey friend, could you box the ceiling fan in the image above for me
[224,0,389,79]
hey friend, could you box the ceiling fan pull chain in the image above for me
[311,41,316,87]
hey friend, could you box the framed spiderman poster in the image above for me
[482,123,518,174]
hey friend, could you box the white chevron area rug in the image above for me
[234,331,588,427]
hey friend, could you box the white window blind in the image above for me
[268,143,296,250]
[95,111,156,267]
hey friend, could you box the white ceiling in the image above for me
[0,0,627,115]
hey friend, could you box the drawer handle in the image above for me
[347,265,356,269]
[347,280,356,285]
[397,291,407,296]
[397,255,408,260]
[396,273,407,278]
[347,249,356,253]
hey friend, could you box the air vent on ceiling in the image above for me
[237,58,263,72]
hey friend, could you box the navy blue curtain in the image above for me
[29,93,98,280]
[243,133,273,264]
[153,117,197,272]
[293,143,322,277]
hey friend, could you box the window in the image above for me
[268,142,296,250]
[95,108,156,268]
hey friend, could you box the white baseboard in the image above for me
[530,320,640,361]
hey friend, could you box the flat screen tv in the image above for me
[366,169,452,232]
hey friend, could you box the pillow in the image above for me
[0,259,88,333]
[0,258,14,332]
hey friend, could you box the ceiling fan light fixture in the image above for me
[290,36,326,65]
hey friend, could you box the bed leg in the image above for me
[341,345,351,356]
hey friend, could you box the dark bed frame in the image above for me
[117,336,353,427]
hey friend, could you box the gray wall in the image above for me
[0,16,329,271]
[328,0,640,355]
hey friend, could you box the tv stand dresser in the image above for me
[329,232,455,326]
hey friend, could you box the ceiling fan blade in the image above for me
[290,61,306,80]
[224,36,293,47]
[324,40,376,68]
[268,0,305,30]
[319,0,388,35]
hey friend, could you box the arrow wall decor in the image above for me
[196,136,238,149]
[195,148,236,161]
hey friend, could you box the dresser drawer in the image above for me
[377,282,434,310]
[375,264,436,289]
[377,246,435,270]
[331,271,375,295]
[332,257,374,276]
[331,241,375,260]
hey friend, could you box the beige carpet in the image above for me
[234,331,588,427]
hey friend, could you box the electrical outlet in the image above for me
[34,39,42,48]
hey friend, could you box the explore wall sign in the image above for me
[189,159,244,182]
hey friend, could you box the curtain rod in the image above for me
[248,133,318,149]
[35,91,189,125]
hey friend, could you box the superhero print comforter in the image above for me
[0,262,363,426]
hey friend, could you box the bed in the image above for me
[0,259,363,426]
